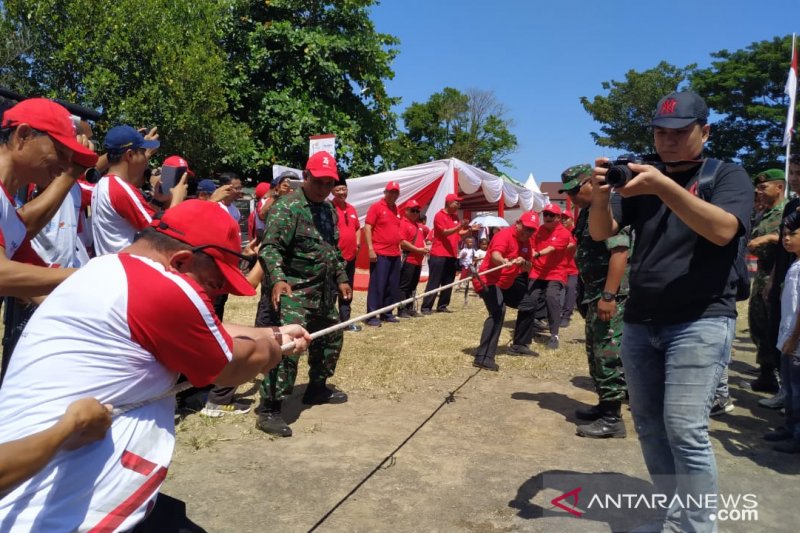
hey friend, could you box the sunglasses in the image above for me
[542,213,557,218]
[408,208,420,213]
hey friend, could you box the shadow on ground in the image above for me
[509,469,660,532]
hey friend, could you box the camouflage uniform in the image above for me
[258,188,349,402]
[748,197,786,366]
[574,204,630,402]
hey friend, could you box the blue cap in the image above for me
[197,179,217,194]
[103,125,161,153]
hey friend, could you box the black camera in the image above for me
[601,155,665,188]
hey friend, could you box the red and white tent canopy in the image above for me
[346,158,546,223]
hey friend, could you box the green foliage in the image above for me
[0,0,399,177]
[388,87,517,173]
[691,35,798,173]
[580,61,696,154]
[1,0,255,176]
[222,0,400,176]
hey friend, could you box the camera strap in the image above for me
[693,158,751,301]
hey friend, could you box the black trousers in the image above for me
[475,275,528,361]
[561,274,579,321]
[421,256,458,311]
[338,258,357,322]
[398,261,422,314]
[207,294,232,405]
[514,279,565,345]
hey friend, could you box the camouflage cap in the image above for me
[558,164,592,193]
[753,169,785,185]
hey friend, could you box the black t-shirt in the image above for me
[615,161,753,324]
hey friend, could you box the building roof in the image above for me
[539,182,567,202]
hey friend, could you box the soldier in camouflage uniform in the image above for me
[560,164,630,439]
[747,169,786,393]
[255,151,352,437]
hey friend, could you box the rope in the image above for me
[306,368,482,532]
[112,261,514,416]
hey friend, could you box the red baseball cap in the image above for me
[163,155,195,177]
[2,98,99,167]
[151,200,256,296]
[445,193,463,203]
[255,182,271,199]
[405,199,421,209]
[542,204,562,216]
[518,211,539,229]
[306,151,339,180]
[385,181,400,192]
[560,211,573,220]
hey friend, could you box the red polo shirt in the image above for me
[473,226,533,291]
[365,198,401,257]
[565,234,578,276]
[530,223,572,283]
[335,200,360,261]
[400,218,426,266]
[430,209,461,258]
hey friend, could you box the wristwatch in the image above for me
[601,291,616,302]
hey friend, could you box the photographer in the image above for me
[589,91,752,532]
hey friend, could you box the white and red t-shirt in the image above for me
[430,209,462,258]
[399,217,426,266]
[92,175,156,256]
[335,201,360,262]
[0,254,233,532]
[365,198,401,257]
[530,223,572,283]
[77,178,95,250]
[473,226,533,291]
[31,183,87,267]
[0,180,27,259]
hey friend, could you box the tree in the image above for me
[691,35,798,172]
[580,61,696,154]
[388,87,517,173]
[0,0,256,176]
[221,0,400,176]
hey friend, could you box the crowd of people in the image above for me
[0,87,797,532]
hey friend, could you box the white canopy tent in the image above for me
[345,158,541,224]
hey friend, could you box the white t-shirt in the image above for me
[0,254,233,532]
[778,259,800,357]
[0,181,27,259]
[459,247,475,269]
[92,175,156,256]
[31,183,88,267]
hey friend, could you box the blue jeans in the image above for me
[621,317,734,533]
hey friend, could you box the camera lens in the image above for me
[606,165,634,188]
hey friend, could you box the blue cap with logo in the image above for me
[103,125,161,153]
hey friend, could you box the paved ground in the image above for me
[156,329,798,533]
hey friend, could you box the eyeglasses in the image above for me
[192,244,257,269]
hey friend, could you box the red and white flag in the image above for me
[784,34,798,147]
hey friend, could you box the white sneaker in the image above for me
[200,400,252,418]
[758,389,785,409]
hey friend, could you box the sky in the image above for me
[370,0,800,186]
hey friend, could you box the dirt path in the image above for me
[160,329,798,532]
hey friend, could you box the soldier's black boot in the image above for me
[302,380,348,405]
[576,400,626,439]
[575,403,602,421]
[256,400,292,437]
